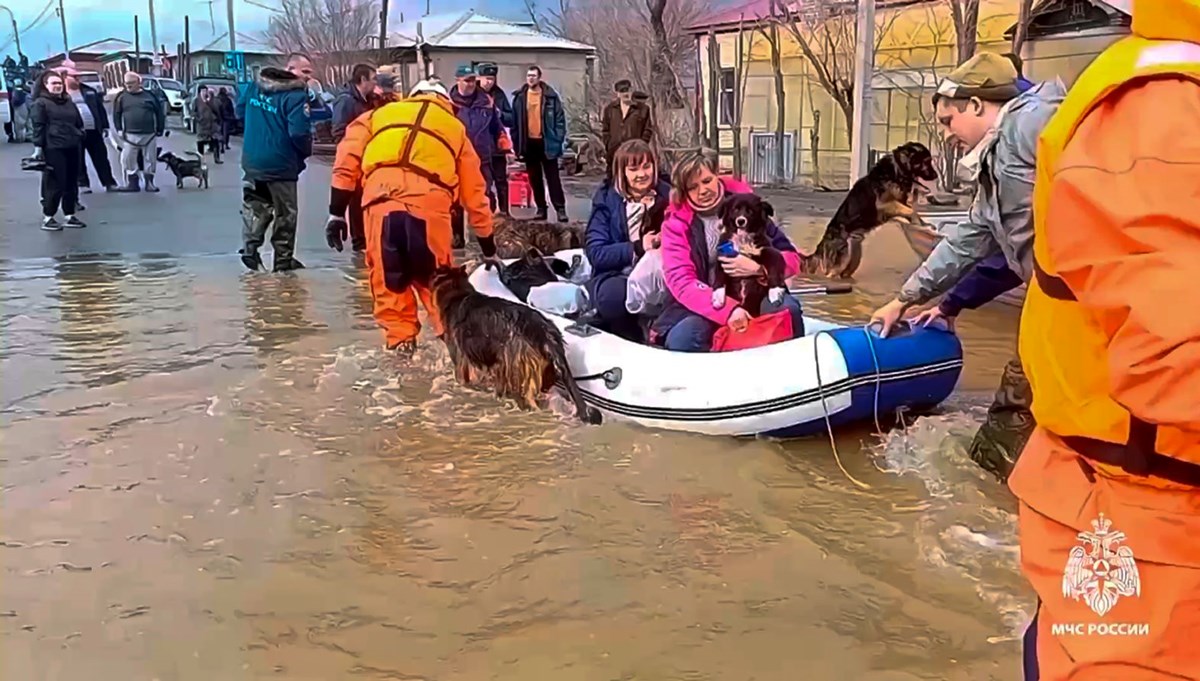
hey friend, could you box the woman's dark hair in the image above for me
[37,69,63,94]
[611,139,656,197]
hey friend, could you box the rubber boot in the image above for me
[116,172,141,193]
[213,145,223,164]
[143,174,160,193]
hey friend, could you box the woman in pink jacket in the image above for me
[650,150,805,351]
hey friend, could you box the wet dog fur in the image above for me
[492,248,572,302]
[157,150,209,189]
[711,193,788,315]
[802,141,938,279]
[430,264,600,424]
[494,216,585,259]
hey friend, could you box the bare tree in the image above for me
[1010,0,1035,56]
[773,0,899,138]
[727,18,753,178]
[264,0,380,86]
[945,0,979,64]
[528,0,705,147]
[754,19,787,184]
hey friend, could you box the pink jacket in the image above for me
[660,177,802,325]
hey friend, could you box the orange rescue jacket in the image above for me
[1019,0,1200,490]
[331,94,494,237]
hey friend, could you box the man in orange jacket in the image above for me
[326,79,497,355]
[1012,1,1200,678]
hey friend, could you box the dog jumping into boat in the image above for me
[157,151,210,189]
[430,264,600,424]
[802,141,938,279]
[494,216,585,259]
[711,193,788,315]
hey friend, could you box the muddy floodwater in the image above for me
[1,213,1026,680]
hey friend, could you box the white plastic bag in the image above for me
[528,282,589,316]
[625,249,668,315]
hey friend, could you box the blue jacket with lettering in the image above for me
[235,68,312,182]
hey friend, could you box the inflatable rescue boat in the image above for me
[469,251,964,437]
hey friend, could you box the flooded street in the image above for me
[1,143,1026,679]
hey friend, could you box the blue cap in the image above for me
[455,64,476,79]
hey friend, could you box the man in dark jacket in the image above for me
[192,85,223,163]
[449,64,502,248]
[477,62,513,215]
[65,72,118,192]
[330,62,376,252]
[112,71,166,192]
[601,79,654,178]
[235,62,312,272]
[511,64,568,223]
[332,63,375,142]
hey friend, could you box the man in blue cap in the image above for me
[449,64,503,248]
[477,62,514,215]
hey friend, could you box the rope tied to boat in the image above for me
[812,328,877,490]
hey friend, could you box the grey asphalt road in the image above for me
[0,136,595,264]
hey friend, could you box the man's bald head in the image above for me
[286,52,314,82]
[123,71,143,91]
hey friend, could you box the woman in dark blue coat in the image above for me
[584,139,671,341]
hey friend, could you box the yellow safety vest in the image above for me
[359,95,466,194]
[1020,34,1200,484]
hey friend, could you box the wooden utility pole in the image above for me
[848,0,875,183]
[134,15,140,73]
[56,0,68,54]
[378,0,389,64]
[184,15,191,85]
[226,0,236,50]
[148,0,160,75]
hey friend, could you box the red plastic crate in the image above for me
[509,170,532,209]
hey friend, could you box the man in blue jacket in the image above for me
[477,63,513,215]
[236,56,313,272]
[511,64,568,223]
[449,64,502,248]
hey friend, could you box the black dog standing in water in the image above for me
[157,151,210,189]
[711,193,788,316]
[430,265,600,424]
[802,141,939,278]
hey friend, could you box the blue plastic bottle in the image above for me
[717,241,738,259]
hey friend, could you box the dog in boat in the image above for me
[801,141,938,279]
[494,215,585,259]
[711,193,788,315]
[157,151,209,189]
[430,264,600,424]
[488,248,575,302]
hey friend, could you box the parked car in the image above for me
[183,77,241,135]
[1,69,11,128]
[143,76,186,114]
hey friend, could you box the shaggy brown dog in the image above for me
[493,215,585,259]
[800,141,938,279]
[430,264,600,424]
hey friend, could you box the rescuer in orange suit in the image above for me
[1012,1,1200,678]
[326,79,497,355]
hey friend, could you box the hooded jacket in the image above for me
[236,67,313,182]
[898,79,1066,304]
[449,85,502,160]
[511,82,567,159]
[30,87,84,150]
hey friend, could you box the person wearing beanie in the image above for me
[870,50,1067,481]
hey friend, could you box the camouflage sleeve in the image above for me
[898,217,1000,305]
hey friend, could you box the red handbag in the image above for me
[711,310,794,352]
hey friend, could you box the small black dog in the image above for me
[157,151,209,189]
[430,264,600,424]
[803,141,939,278]
[711,193,788,316]
[491,248,572,302]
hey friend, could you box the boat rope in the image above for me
[812,329,873,491]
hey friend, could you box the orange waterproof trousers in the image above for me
[1011,428,1200,680]
[363,198,455,347]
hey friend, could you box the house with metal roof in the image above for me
[384,10,596,105]
[40,38,135,73]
